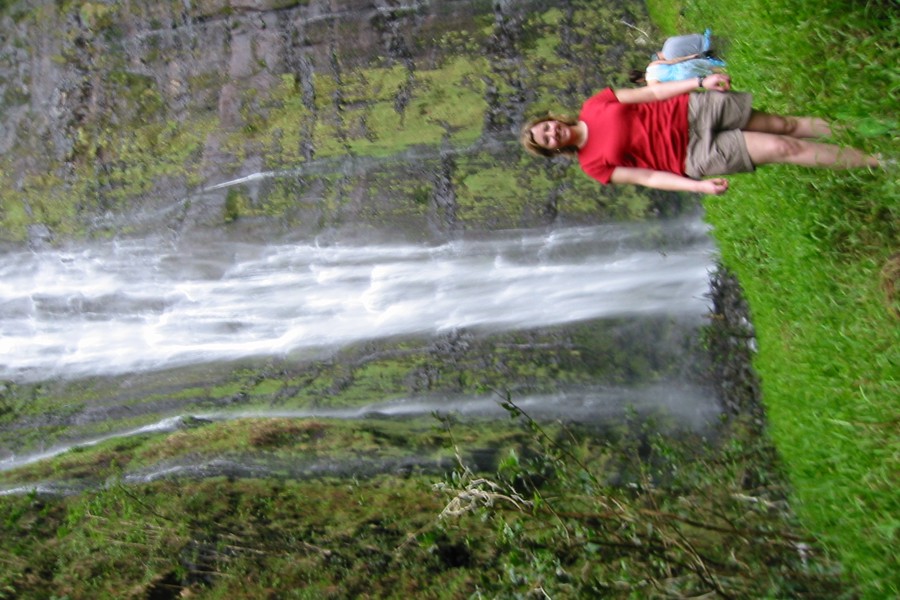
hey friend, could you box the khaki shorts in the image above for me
[685,92,755,178]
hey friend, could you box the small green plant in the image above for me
[433,394,846,598]
[224,186,250,223]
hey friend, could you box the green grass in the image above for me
[643,1,681,36]
[648,1,899,596]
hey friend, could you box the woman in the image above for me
[520,74,880,195]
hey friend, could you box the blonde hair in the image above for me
[519,112,580,159]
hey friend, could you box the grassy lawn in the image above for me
[648,1,898,597]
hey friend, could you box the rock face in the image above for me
[0,0,660,245]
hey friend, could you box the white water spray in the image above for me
[0,217,713,382]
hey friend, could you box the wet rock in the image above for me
[706,265,765,428]
[26,223,53,250]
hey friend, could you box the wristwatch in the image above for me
[697,76,704,89]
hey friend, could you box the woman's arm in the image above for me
[613,73,731,103]
[656,53,702,65]
[610,167,730,195]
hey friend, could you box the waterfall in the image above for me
[0,215,713,383]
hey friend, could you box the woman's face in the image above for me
[530,119,571,150]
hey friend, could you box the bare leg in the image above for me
[744,110,831,139]
[743,131,880,169]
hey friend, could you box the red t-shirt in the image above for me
[577,88,690,184]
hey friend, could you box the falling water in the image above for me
[0,215,714,383]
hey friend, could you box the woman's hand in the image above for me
[700,73,731,92]
[697,178,729,195]
[611,168,730,195]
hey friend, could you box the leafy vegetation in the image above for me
[0,405,848,598]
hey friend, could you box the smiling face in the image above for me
[529,119,571,150]
[520,113,580,159]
